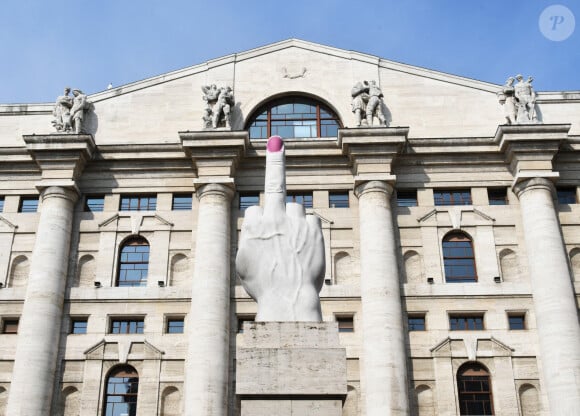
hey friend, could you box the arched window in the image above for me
[443,232,477,282]
[117,237,149,287]
[457,363,494,415]
[246,96,341,139]
[103,365,139,416]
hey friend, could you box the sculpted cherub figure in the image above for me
[235,136,325,321]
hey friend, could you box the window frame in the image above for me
[103,365,139,416]
[116,237,150,287]
[172,193,192,210]
[286,192,313,208]
[2,317,19,334]
[84,195,105,212]
[336,315,355,333]
[239,193,260,211]
[457,363,494,415]
[246,96,342,140]
[18,196,39,213]
[70,317,88,334]
[556,187,577,204]
[119,194,157,211]
[434,189,472,206]
[237,315,256,333]
[487,188,508,205]
[507,312,526,330]
[109,317,145,334]
[329,192,349,208]
[166,317,185,334]
[397,189,418,207]
[408,314,426,331]
[443,232,477,283]
[0,196,4,213]
[449,314,485,331]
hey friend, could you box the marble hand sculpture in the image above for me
[236,136,325,321]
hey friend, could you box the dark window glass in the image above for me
[434,189,472,206]
[239,193,260,211]
[449,315,484,330]
[2,318,19,334]
[557,187,577,204]
[457,363,494,415]
[408,316,426,331]
[166,318,184,334]
[237,316,255,333]
[172,194,192,210]
[19,197,39,213]
[84,196,105,212]
[488,188,507,205]
[0,196,5,212]
[110,319,144,334]
[337,316,354,333]
[120,195,157,211]
[104,366,139,416]
[247,96,342,139]
[397,190,418,207]
[443,233,477,283]
[117,238,149,287]
[508,314,525,330]
[71,319,88,334]
[286,193,313,208]
[329,192,349,208]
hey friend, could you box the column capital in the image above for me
[194,181,235,201]
[494,124,570,183]
[354,179,395,199]
[180,130,248,178]
[513,177,556,199]
[338,127,408,176]
[23,134,96,187]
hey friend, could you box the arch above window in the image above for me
[246,96,342,140]
[104,365,139,416]
[443,232,477,283]
[117,237,150,287]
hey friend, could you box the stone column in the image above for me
[496,124,580,415]
[514,177,580,414]
[184,182,234,416]
[340,127,409,416]
[356,180,409,416]
[6,135,94,415]
[180,130,247,416]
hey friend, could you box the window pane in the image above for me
[434,189,472,206]
[172,194,192,210]
[397,190,418,207]
[120,195,157,211]
[0,197,4,212]
[19,197,39,213]
[239,193,259,210]
[167,319,184,333]
[85,196,105,212]
[337,317,354,332]
[71,320,88,334]
[329,192,349,208]
[110,319,144,334]
[557,188,576,204]
[408,316,426,331]
[287,193,313,208]
[508,315,525,330]
[488,188,507,205]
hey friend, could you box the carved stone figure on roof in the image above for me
[202,84,234,129]
[498,74,538,124]
[351,80,387,127]
[52,87,73,132]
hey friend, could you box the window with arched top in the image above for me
[117,237,149,287]
[443,232,477,283]
[246,96,342,139]
[457,363,494,415]
[103,365,139,416]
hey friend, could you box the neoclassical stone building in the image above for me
[0,39,579,416]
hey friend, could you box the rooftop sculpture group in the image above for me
[498,75,538,124]
[201,84,234,129]
[236,136,326,321]
[52,87,92,133]
[351,80,387,127]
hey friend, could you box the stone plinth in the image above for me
[237,322,347,416]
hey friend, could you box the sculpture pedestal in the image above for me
[236,322,347,416]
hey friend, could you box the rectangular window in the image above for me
[508,314,526,330]
[286,192,313,208]
[329,192,349,208]
[70,318,88,334]
[237,315,255,333]
[166,318,184,334]
[120,195,157,211]
[337,316,354,333]
[397,190,418,207]
[0,196,4,212]
[19,197,39,213]
[408,315,426,331]
[172,194,192,210]
[84,195,105,212]
[449,314,484,330]
[488,188,508,205]
[557,187,577,204]
[110,318,144,334]
[434,189,472,206]
[239,193,260,211]
[2,318,19,334]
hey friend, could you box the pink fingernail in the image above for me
[267,135,283,152]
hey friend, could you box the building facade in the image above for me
[0,39,579,415]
